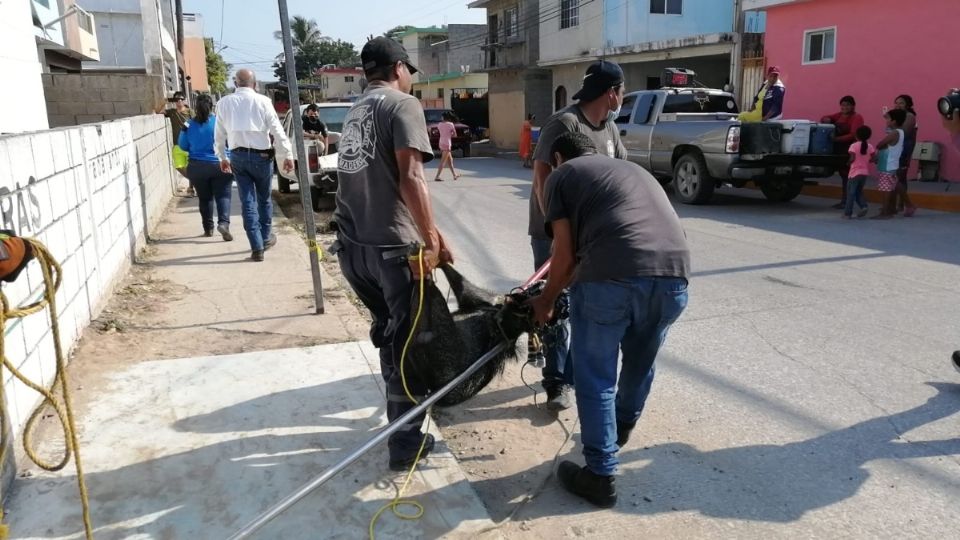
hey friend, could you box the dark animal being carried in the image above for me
[404,264,564,406]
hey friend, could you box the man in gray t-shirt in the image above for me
[531,132,689,508]
[334,37,452,472]
[527,60,628,411]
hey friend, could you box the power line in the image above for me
[218,0,225,46]
[441,0,594,54]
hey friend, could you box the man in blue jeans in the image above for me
[531,132,690,508]
[214,68,294,261]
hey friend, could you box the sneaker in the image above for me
[545,384,573,411]
[557,461,617,508]
[389,433,436,471]
[251,250,264,262]
[952,351,960,374]
[203,229,214,237]
[831,202,844,210]
[616,420,636,447]
[857,207,869,218]
[217,223,233,242]
[264,233,277,250]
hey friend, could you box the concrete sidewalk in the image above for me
[4,185,499,538]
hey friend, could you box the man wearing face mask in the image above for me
[527,60,643,412]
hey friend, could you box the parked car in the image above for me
[617,87,847,204]
[277,103,351,209]
[424,109,472,157]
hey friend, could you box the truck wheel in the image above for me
[278,172,292,194]
[761,179,804,202]
[673,152,715,205]
[461,143,472,158]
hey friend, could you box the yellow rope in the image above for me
[0,239,93,539]
[368,246,430,540]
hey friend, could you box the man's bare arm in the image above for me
[531,218,575,325]
[396,148,443,272]
[533,160,553,213]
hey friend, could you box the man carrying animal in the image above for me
[528,60,633,410]
[531,132,690,507]
[333,37,453,471]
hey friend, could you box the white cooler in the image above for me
[777,120,812,154]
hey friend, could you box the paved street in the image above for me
[424,156,960,537]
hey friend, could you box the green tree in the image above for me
[273,16,359,82]
[204,38,231,94]
[384,25,413,40]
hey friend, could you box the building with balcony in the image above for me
[744,0,959,182]
[411,24,489,128]
[541,0,737,113]
[469,0,552,149]
[34,0,101,72]
[399,27,450,83]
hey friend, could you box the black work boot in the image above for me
[251,250,264,262]
[389,433,436,472]
[557,460,617,508]
[616,420,636,447]
[544,384,573,411]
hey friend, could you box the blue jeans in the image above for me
[531,237,573,388]
[570,277,688,476]
[186,160,233,231]
[844,175,868,216]
[231,151,274,251]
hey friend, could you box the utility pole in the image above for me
[278,0,326,314]
[730,0,745,104]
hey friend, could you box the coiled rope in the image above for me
[0,239,93,539]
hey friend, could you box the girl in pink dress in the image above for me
[434,112,461,181]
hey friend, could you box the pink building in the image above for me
[746,0,958,181]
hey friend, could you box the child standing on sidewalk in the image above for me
[843,125,874,219]
[871,109,914,219]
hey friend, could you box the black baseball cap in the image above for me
[361,37,418,75]
[572,60,624,102]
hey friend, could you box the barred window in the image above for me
[560,0,579,30]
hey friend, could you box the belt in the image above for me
[232,146,272,153]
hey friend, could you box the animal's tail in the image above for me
[438,264,497,311]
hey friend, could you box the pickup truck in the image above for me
[616,88,846,204]
[277,103,348,210]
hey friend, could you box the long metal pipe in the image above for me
[227,341,509,539]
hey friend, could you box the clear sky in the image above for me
[182,0,486,81]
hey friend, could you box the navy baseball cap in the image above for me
[361,37,419,75]
[572,61,624,102]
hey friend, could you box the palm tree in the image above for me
[274,16,323,54]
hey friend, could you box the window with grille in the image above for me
[345,76,354,82]
[438,88,444,99]
[650,0,682,15]
[78,10,94,33]
[504,6,519,37]
[803,27,836,64]
[560,0,579,29]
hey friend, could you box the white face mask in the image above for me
[607,104,621,123]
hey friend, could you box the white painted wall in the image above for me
[0,115,176,441]
[538,0,604,65]
[1,0,50,133]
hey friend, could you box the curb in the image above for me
[799,183,960,213]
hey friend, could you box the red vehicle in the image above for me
[425,109,472,157]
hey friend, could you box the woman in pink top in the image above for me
[843,125,874,219]
[434,112,461,181]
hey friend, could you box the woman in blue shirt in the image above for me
[178,94,234,240]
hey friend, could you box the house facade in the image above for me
[411,24,489,114]
[469,0,552,149]
[399,27,450,84]
[317,67,364,101]
[182,13,208,93]
[541,0,737,116]
[746,0,958,181]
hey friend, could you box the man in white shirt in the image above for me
[215,68,294,261]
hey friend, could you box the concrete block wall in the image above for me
[0,115,176,489]
[42,73,166,128]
